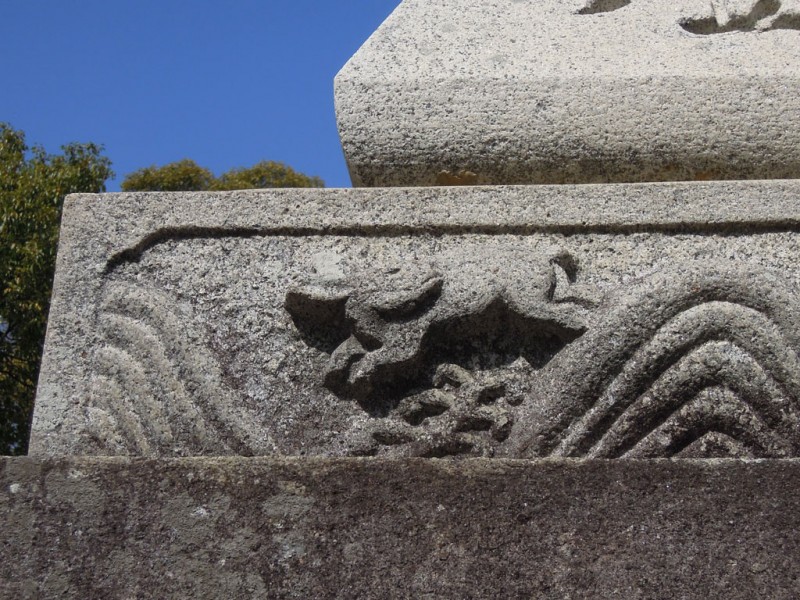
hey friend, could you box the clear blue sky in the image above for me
[1,0,402,190]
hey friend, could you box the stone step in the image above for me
[3,456,800,598]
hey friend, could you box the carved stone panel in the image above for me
[30,182,800,458]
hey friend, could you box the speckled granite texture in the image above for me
[29,182,800,460]
[335,0,800,186]
[15,3,800,597]
[2,457,800,599]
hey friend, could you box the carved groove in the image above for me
[98,314,219,451]
[559,306,800,457]
[91,285,275,456]
[91,364,156,455]
[627,386,789,459]
[105,221,800,272]
[673,430,756,458]
[586,342,797,458]
[509,267,800,459]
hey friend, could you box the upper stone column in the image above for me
[335,0,800,187]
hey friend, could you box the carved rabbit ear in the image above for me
[549,249,578,282]
[284,286,353,353]
[372,276,444,321]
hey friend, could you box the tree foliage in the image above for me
[120,159,213,192]
[0,123,113,454]
[121,159,323,191]
[212,161,324,190]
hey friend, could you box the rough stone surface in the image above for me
[335,0,800,186]
[2,456,800,599]
[29,182,800,459]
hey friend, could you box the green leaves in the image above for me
[212,161,324,190]
[0,123,113,454]
[121,159,323,191]
[121,159,214,192]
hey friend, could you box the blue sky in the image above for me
[1,1,402,190]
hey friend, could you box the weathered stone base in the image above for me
[3,457,799,598]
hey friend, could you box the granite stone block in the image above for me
[335,0,800,186]
[29,181,800,459]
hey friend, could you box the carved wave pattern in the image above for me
[516,267,800,459]
[89,285,274,456]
